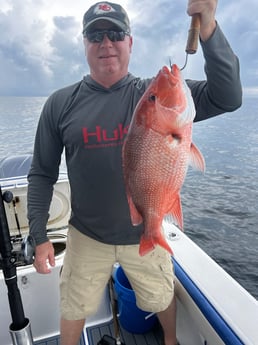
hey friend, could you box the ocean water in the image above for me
[0,95,257,300]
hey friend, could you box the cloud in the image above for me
[214,1,258,88]
[47,16,86,88]
[0,0,257,96]
[0,0,86,95]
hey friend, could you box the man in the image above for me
[27,1,242,345]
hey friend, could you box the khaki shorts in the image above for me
[60,225,174,320]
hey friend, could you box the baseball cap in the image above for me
[82,2,131,36]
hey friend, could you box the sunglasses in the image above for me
[85,30,130,43]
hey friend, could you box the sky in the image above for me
[0,0,258,96]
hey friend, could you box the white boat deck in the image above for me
[85,319,163,345]
[32,320,163,345]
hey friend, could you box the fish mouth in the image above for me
[161,65,171,74]
[162,64,180,75]
[161,64,180,85]
[153,65,181,109]
[152,64,196,125]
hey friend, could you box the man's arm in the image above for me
[27,94,64,273]
[187,23,242,121]
[186,0,242,120]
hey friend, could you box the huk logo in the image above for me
[82,123,129,149]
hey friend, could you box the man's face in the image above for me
[84,20,133,85]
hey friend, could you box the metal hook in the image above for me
[180,53,189,71]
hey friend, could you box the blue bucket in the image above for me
[114,266,157,334]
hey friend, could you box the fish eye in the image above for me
[148,94,156,102]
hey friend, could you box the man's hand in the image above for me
[187,0,218,41]
[33,241,55,274]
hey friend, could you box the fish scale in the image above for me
[122,64,205,256]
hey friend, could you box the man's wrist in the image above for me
[200,20,217,42]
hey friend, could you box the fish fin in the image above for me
[189,142,206,172]
[139,233,173,256]
[168,194,184,230]
[127,194,143,226]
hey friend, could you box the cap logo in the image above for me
[94,3,116,15]
[82,2,130,35]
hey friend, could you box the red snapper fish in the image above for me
[122,64,205,256]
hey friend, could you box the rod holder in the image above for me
[9,319,34,345]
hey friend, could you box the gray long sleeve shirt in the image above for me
[27,24,242,245]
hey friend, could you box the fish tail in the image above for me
[156,235,173,255]
[139,235,155,256]
[139,233,173,256]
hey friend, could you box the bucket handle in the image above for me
[145,312,156,320]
